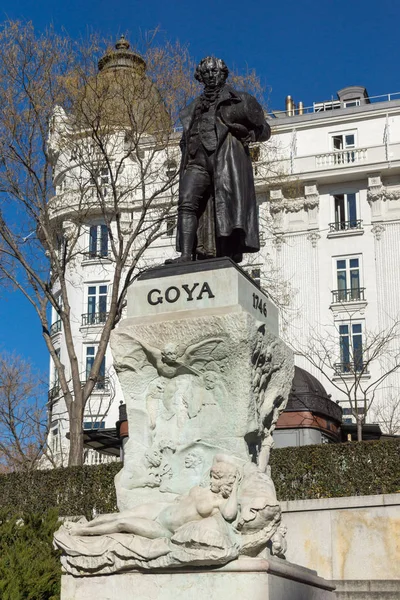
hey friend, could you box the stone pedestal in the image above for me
[111,258,293,510]
[61,557,336,600]
[56,259,328,598]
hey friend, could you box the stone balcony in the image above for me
[295,143,400,174]
[315,147,367,168]
[257,142,400,183]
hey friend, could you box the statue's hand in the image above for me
[228,122,250,139]
[234,470,243,489]
[228,123,256,147]
[241,132,255,147]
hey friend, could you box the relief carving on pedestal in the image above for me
[54,312,294,575]
[54,454,285,575]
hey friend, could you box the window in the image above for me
[332,133,355,151]
[88,224,108,258]
[330,193,360,232]
[90,166,109,186]
[50,295,62,335]
[83,421,106,430]
[53,348,60,386]
[57,175,67,194]
[55,231,65,254]
[338,323,363,372]
[85,346,106,389]
[344,99,360,108]
[49,348,61,400]
[165,217,176,237]
[331,132,356,165]
[343,407,365,415]
[333,257,363,302]
[52,427,59,452]
[83,285,108,325]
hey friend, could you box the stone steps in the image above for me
[333,580,400,600]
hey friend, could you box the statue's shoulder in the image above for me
[220,87,270,141]
[235,89,263,109]
[222,86,264,113]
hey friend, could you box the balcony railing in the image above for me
[82,250,110,261]
[81,377,110,392]
[81,312,109,326]
[329,220,362,233]
[50,320,61,336]
[316,148,367,167]
[334,362,369,376]
[48,384,60,401]
[331,288,365,303]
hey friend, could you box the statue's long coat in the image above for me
[178,85,271,260]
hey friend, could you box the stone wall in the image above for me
[281,493,400,581]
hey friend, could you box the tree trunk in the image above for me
[68,403,84,466]
[356,417,363,442]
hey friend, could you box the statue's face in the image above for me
[162,344,178,363]
[200,60,225,89]
[210,463,237,498]
[203,372,217,390]
[146,449,162,468]
[185,451,201,468]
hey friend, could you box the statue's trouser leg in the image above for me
[178,164,211,258]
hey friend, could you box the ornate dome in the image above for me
[73,36,170,135]
[97,35,146,74]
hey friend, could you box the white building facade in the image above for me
[47,46,400,465]
[264,86,400,428]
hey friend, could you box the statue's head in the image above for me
[203,370,218,390]
[185,451,203,469]
[162,343,179,363]
[210,454,238,498]
[195,56,229,89]
[145,448,162,468]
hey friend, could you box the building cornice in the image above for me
[268,101,400,133]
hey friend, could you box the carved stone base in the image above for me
[54,260,295,576]
[61,557,336,600]
[110,258,293,511]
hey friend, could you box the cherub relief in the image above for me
[134,338,225,379]
[116,335,228,429]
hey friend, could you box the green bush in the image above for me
[0,441,398,517]
[270,439,400,501]
[0,462,121,518]
[0,510,61,600]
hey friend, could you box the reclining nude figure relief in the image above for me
[69,455,240,540]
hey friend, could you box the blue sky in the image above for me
[1,0,400,375]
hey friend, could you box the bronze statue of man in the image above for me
[173,56,271,264]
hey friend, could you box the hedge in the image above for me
[0,463,121,518]
[270,439,400,501]
[0,440,398,516]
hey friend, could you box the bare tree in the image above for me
[0,352,52,471]
[0,22,275,466]
[292,312,400,441]
[371,391,400,435]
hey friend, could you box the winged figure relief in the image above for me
[114,334,228,426]
[133,337,227,379]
